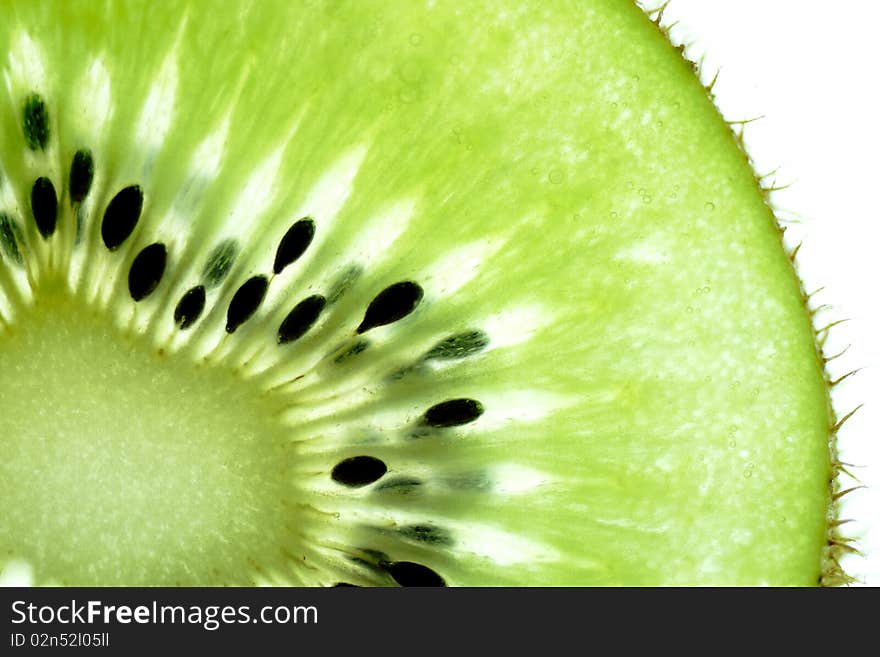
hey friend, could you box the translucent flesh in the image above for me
[0,0,831,585]
[0,284,301,585]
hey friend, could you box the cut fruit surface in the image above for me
[0,0,832,586]
[0,286,298,586]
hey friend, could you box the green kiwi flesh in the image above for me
[0,1,833,586]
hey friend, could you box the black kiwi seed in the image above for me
[398,525,453,546]
[278,294,326,344]
[225,275,269,333]
[22,93,49,151]
[273,217,315,275]
[69,149,95,204]
[0,213,24,265]
[445,471,491,490]
[422,398,484,428]
[74,206,86,244]
[331,456,387,487]
[326,264,362,305]
[332,583,360,587]
[102,185,144,251]
[424,330,490,361]
[30,177,58,239]
[174,286,206,330]
[356,281,424,334]
[202,239,237,287]
[384,561,446,587]
[128,243,167,301]
[385,364,417,382]
[333,339,369,365]
[375,477,422,494]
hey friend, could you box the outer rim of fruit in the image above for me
[640,0,856,586]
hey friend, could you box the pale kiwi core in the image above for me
[0,284,296,585]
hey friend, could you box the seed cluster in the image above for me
[4,92,499,587]
[30,177,57,238]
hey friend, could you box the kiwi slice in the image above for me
[0,1,837,586]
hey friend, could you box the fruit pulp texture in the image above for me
[0,0,833,585]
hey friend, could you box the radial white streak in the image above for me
[422,238,504,296]
[77,57,113,133]
[477,389,576,430]
[482,304,548,350]
[296,145,369,226]
[6,32,46,94]
[489,464,553,495]
[135,47,180,147]
[0,560,34,587]
[349,197,416,265]
[454,524,560,566]
[335,507,560,566]
[221,143,287,235]
[191,113,232,179]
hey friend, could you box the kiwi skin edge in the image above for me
[644,2,855,586]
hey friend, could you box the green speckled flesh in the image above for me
[0,0,831,586]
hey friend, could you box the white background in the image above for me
[645,0,880,585]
